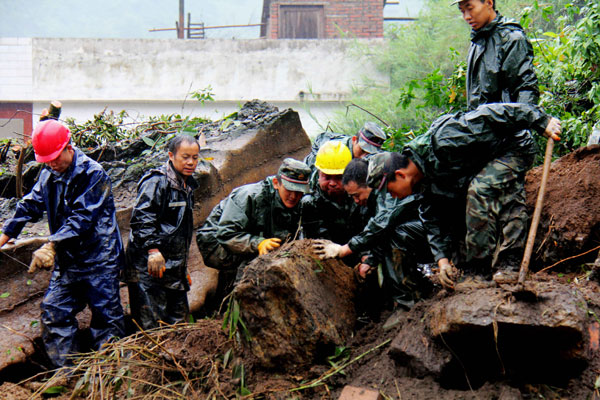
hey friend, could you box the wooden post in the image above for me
[178,0,185,39]
[16,101,62,198]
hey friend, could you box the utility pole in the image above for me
[178,0,185,39]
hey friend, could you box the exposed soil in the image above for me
[526,144,600,269]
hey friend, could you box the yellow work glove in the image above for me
[29,242,56,273]
[258,238,281,255]
[147,250,166,278]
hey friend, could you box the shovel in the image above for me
[517,137,555,288]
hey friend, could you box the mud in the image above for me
[525,144,600,269]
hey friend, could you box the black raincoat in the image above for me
[125,161,197,291]
[467,14,540,156]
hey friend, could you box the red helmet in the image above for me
[32,120,71,163]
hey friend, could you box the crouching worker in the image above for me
[366,103,561,289]
[124,135,199,330]
[313,158,433,309]
[197,158,311,310]
[0,120,125,367]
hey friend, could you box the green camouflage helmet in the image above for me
[366,152,393,191]
[278,158,312,193]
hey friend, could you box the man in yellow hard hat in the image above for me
[301,141,366,259]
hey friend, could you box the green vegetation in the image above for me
[332,0,597,161]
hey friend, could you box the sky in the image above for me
[0,0,423,40]
[0,0,264,39]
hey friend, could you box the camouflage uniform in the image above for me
[464,14,540,268]
[369,103,553,270]
[196,159,311,305]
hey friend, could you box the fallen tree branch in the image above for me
[288,338,391,393]
[536,245,600,274]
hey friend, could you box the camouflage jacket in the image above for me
[403,103,552,262]
[467,14,539,155]
[216,177,302,255]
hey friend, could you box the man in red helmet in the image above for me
[0,119,125,367]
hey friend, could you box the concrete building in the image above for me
[0,37,387,140]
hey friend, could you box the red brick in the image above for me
[338,386,383,400]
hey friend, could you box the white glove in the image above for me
[312,239,344,260]
[29,242,56,273]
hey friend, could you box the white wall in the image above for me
[0,38,32,100]
[4,37,388,138]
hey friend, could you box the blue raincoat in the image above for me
[2,147,125,367]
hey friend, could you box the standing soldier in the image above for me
[450,0,541,274]
[0,120,125,367]
[125,135,200,329]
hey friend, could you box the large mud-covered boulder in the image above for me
[390,279,589,388]
[233,240,357,370]
[525,145,600,268]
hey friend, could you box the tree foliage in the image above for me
[333,0,597,161]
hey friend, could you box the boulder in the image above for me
[390,280,589,388]
[233,240,357,370]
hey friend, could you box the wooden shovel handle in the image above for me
[518,137,554,284]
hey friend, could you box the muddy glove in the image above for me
[258,238,281,255]
[312,239,344,260]
[353,263,374,283]
[544,117,562,141]
[438,258,456,289]
[28,242,56,273]
[147,250,166,279]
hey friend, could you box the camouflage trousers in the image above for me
[465,153,534,268]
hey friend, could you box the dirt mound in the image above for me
[525,144,600,268]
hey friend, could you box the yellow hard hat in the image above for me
[314,140,352,175]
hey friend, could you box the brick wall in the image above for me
[268,0,383,39]
[0,103,33,140]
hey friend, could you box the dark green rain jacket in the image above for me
[347,190,421,254]
[403,103,551,262]
[216,177,302,254]
[467,14,539,155]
